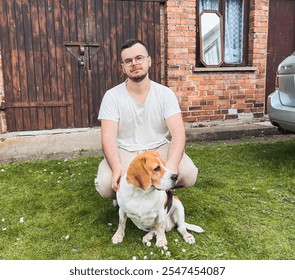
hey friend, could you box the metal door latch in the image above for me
[64,42,99,67]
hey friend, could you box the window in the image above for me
[197,0,250,67]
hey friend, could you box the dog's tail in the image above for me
[185,223,204,233]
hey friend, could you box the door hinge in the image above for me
[0,101,71,109]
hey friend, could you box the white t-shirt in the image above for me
[98,80,181,151]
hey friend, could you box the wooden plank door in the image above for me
[265,0,295,110]
[0,0,164,131]
[0,0,90,130]
[89,0,165,127]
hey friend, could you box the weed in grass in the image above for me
[0,140,295,259]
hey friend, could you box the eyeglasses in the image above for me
[122,55,149,67]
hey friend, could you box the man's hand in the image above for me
[112,167,125,192]
[165,160,178,175]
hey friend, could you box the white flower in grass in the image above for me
[174,238,179,243]
[143,256,148,260]
[163,245,168,251]
[132,256,137,260]
[1,218,5,222]
[107,223,112,227]
[19,217,24,223]
[146,241,151,247]
[64,235,70,240]
[165,251,171,258]
[2,227,7,231]
[181,248,186,253]
[1,169,5,172]
[150,251,154,256]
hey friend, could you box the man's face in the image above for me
[121,43,151,82]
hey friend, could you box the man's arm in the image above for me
[165,112,186,174]
[101,119,124,191]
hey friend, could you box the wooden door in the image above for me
[265,0,295,110]
[0,0,164,131]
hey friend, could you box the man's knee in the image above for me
[178,165,198,187]
[177,152,199,187]
[94,158,116,198]
[187,165,199,186]
[94,176,115,199]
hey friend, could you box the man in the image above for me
[95,39,198,198]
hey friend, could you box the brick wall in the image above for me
[164,0,269,124]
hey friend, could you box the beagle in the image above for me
[112,151,204,247]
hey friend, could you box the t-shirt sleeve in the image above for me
[163,88,181,119]
[97,91,119,122]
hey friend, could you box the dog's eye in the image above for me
[153,166,161,172]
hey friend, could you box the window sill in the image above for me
[192,66,258,73]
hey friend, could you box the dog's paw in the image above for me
[142,231,156,245]
[183,233,195,245]
[112,232,124,244]
[156,236,167,247]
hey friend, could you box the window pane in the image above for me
[199,0,219,13]
[201,12,222,66]
[225,0,244,63]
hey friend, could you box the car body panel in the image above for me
[268,91,295,132]
[268,51,295,133]
[279,75,295,107]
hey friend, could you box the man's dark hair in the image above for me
[120,39,148,54]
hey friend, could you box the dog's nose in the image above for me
[170,174,178,182]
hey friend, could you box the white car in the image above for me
[268,51,295,133]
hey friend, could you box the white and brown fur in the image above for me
[112,151,204,247]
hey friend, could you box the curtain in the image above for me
[224,0,244,63]
[199,0,219,12]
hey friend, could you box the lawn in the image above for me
[0,140,294,260]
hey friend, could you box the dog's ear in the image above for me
[127,157,151,190]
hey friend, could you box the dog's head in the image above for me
[126,151,178,191]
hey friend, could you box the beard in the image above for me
[128,73,148,82]
[127,67,149,82]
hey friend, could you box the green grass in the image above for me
[0,140,295,260]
